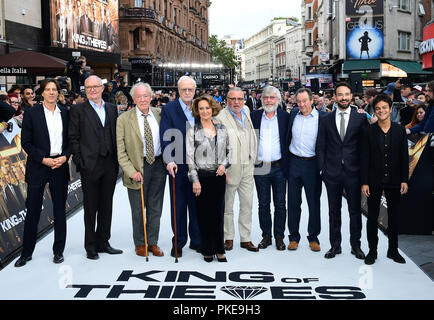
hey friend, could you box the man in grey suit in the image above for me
[215,87,259,252]
[116,83,166,257]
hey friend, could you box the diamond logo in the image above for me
[220,286,268,300]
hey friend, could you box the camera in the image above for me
[69,57,84,73]
[57,76,69,90]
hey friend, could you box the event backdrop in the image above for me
[49,0,119,53]
[0,125,83,268]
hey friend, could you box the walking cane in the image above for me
[172,175,178,263]
[140,183,149,262]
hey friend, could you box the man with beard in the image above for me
[286,88,327,252]
[317,82,369,260]
[406,80,434,135]
[251,86,289,251]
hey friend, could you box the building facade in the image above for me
[119,0,211,86]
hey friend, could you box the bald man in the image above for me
[69,75,123,260]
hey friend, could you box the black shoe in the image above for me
[204,255,213,262]
[14,256,32,268]
[258,235,272,249]
[364,250,377,265]
[217,255,227,262]
[387,249,406,264]
[86,251,99,260]
[170,247,183,258]
[351,246,366,260]
[324,246,342,259]
[275,238,285,251]
[53,253,64,264]
[189,243,201,253]
[97,245,123,255]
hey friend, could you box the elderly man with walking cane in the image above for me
[116,82,166,258]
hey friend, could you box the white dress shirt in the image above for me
[43,103,63,156]
[258,112,281,162]
[335,107,351,138]
[289,108,319,157]
[136,107,161,157]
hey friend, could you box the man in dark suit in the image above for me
[160,75,201,258]
[251,86,289,250]
[15,79,70,267]
[246,92,261,113]
[68,75,122,260]
[286,88,327,252]
[361,94,409,265]
[317,82,369,260]
[79,0,92,35]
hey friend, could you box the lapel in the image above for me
[225,107,242,144]
[130,107,143,143]
[59,106,68,147]
[36,104,50,144]
[343,108,357,143]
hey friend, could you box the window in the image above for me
[399,0,411,11]
[308,33,312,46]
[133,28,140,49]
[134,0,144,7]
[308,6,312,20]
[398,31,411,51]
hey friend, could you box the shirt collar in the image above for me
[42,103,61,115]
[262,110,277,120]
[136,106,154,118]
[337,107,351,115]
[228,106,246,119]
[179,98,191,112]
[297,107,318,118]
[89,99,105,110]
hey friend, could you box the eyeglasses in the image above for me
[227,97,244,102]
[85,85,102,91]
[10,101,19,105]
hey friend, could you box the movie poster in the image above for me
[346,0,383,16]
[49,0,119,53]
[346,16,384,60]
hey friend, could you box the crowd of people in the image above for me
[1,72,432,268]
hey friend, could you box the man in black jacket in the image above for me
[68,75,122,260]
[361,94,409,265]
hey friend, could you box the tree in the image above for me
[208,35,239,69]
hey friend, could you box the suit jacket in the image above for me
[251,108,289,176]
[246,97,262,113]
[68,100,118,173]
[159,99,193,176]
[117,106,161,190]
[286,107,327,161]
[215,106,258,185]
[361,122,409,188]
[21,103,70,185]
[80,14,92,34]
[317,108,369,183]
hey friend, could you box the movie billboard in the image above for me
[346,0,383,16]
[49,0,119,53]
[346,16,383,60]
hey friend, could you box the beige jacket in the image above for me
[215,106,257,185]
[116,106,161,190]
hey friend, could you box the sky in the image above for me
[208,0,302,40]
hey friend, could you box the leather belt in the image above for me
[47,154,61,158]
[290,153,316,161]
[257,159,281,167]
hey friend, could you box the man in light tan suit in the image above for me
[116,82,166,257]
[215,87,259,252]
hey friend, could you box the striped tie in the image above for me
[143,114,155,165]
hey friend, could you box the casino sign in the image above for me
[420,21,434,70]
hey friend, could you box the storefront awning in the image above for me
[343,59,381,73]
[0,50,67,76]
[384,60,431,75]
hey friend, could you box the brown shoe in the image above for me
[224,240,233,251]
[240,241,259,252]
[149,245,164,257]
[309,241,321,252]
[135,246,147,257]
[287,241,298,250]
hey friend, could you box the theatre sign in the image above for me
[420,22,434,70]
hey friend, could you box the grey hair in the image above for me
[227,87,244,95]
[84,75,102,86]
[295,87,313,100]
[130,82,153,98]
[177,75,196,88]
[261,86,282,104]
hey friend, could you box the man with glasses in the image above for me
[160,75,201,258]
[69,75,122,260]
[215,87,259,252]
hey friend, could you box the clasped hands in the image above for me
[193,165,226,197]
[42,156,67,170]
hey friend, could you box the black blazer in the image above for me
[68,100,118,173]
[361,122,409,188]
[246,97,262,112]
[286,107,327,159]
[317,108,368,183]
[251,108,290,176]
[21,103,70,185]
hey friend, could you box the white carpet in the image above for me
[1,180,433,300]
